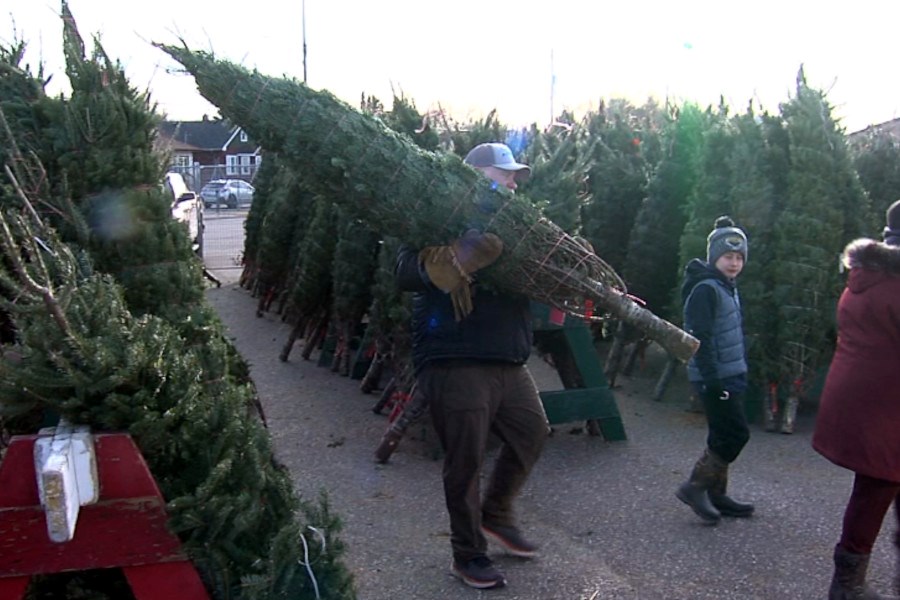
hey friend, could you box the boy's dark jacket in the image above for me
[681,258,747,391]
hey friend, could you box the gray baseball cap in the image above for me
[463,143,531,182]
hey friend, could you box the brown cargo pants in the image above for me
[418,360,549,563]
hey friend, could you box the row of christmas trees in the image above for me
[220,54,898,427]
[0,3,355,599]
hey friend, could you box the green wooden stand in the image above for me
[533,304,626,441]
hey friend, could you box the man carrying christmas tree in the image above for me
[395,142,549,590]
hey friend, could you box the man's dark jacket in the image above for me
[395,245,532,373]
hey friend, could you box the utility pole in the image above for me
[550,49,556,124]
[302,0,308,83]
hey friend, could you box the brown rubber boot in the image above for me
[708,463,754,518]
[676,449,722,524]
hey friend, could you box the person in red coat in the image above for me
[813,200,900,600]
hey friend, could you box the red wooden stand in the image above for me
[0,433,210,599]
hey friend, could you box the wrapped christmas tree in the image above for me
[158,44,698,361]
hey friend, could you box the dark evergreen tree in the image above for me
[8,2,204,326]
[623,102,706,323]
[580,99,664,273]
[677,101,733,277]
[851,129,900,227]
[359,236,414,395]
[280,197,338,361]
[245,159,317,317]
[330,207,380,375]
[0,39,53,208]
[383,92,441,151]
[520,111,592,234]
[53,1,163,199]
[728,108,788,387]
[82,185,204,321]
[360,93,385,116]
[444,109,508,157]
[242,152,281,286]
[598,103,707,376]
[772,67,869,406]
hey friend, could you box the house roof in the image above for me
[848,117,900,142]
[158,119,237,151]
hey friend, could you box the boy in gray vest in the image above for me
[676,216,755,524]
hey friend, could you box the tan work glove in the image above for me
[419,229,504,320]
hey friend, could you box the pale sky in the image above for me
[3,0,899,134]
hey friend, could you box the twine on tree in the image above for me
[298,525,327,600]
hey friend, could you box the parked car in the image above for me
[199,180,226,207]
[165,172,203,251]
[200,179,254,209]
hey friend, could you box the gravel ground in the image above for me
[206,282,897,600]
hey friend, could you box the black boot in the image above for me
[829,544,896,599]
[676,449,721,524]
[709,462,754,518]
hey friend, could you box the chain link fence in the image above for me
[201,208,247,284]
[166,164,253,285]
[168,164,259,193]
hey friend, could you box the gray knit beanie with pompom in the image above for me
[706,216,748,264]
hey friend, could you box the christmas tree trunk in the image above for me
[359,342,386,394]
[159,44,699,361]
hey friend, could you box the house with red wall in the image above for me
[156,116,261,191]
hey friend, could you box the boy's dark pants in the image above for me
[696,383,750,463]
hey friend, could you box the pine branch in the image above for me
[0,106,75,227]
[3,164,43,226]
[0,210,71,337]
